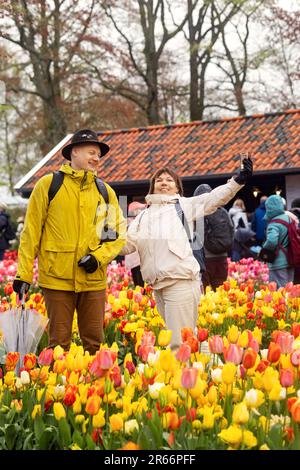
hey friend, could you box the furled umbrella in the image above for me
[0,287,48,373]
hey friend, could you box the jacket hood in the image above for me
[264,195,285,221]
[193,184,212,196]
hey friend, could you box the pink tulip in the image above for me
[181,367,198,389]
[280,368,294,388]
[89,349,117,377]
[176,342,191,363]
[38,348,54,366]
[138,344,155,362]
[290,349,300,367]
[141,330,156,347]
[275,332,294,354]
[248,338,259,353]
[208,335,223,354]
[223,344,243,365]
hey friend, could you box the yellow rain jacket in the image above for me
[16,164,126,291]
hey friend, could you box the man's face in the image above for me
[70,144,101,171]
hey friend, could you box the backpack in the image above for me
[48,171,109,206]
[272,218,300,267]
[204,207,234,254]
[174,201,206,273]
[48,171,117,242]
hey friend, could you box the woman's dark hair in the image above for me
[148,167,183,196]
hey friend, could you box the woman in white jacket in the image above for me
[121,158,253,351]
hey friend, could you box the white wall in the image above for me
[285,174,300,208]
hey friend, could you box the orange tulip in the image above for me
[181,327,194,342]
[291,400,300,423]
[267,342,281,363]
[85,395,101,415]
[176,342,191,363]
[5,352,20,371]
[23,353,37,370]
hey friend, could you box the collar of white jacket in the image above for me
[145,193,180,205]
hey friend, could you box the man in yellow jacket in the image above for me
[13,129,126,354]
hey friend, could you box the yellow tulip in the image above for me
[222,363,236,385]
[227,325,239,344]
[53,402,66,421]
[4,371,15,387]
[72,395,82,414]
[109,413,123,432]
[31,404,42,420]
[75,414,85,424]
[159,350,176,373]
[207,385,218,404]
[218,425,242,447]
[189,377,207,400]
[237,331,249,348]
[232,402,249,424]
[158,329,172,347]
[242,430,257,448]
[92,409,106,428]
[53,345,64,360]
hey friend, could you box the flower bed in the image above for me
[0,258,299,450]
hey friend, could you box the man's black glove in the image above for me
[234,156,253,184]
[13,279,30,296]
[78,254,99,273]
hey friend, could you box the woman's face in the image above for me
[153,172,178,195]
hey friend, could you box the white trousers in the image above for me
[154,279,201,352]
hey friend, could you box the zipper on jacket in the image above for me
[80,171,88,190]
[93,201,100,225]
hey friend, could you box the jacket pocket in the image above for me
[167,238,191,259]
[44,241,75,280]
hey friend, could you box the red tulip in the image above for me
[242,348,257,369]
[23,353,37,370]
[291,323,300,338]
[197,328,208,342]
[185,335,199,353]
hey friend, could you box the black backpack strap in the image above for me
[95,177,109,205]
[48,171,64,206]
[175,201,193,243]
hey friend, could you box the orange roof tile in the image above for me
[17,109,300,192]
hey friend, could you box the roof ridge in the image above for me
[97,108,300,136]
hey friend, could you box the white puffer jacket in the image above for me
[121,178,242,288]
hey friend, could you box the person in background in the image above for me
[193,184,233,291]
[229,198,248,229]
[16,216,25,240]
[261,195,294,288]
[229,198,249,261]
[290,197,300,284]
[125,201,146,287]
[13,129,126,354]
[121,158,253,351]
[251,195,267,245]
[0,202,14,261]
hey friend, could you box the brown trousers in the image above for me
[42,288,106,354]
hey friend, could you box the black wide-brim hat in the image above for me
[62,129,110,160]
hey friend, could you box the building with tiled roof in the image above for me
[15,109,300,211]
